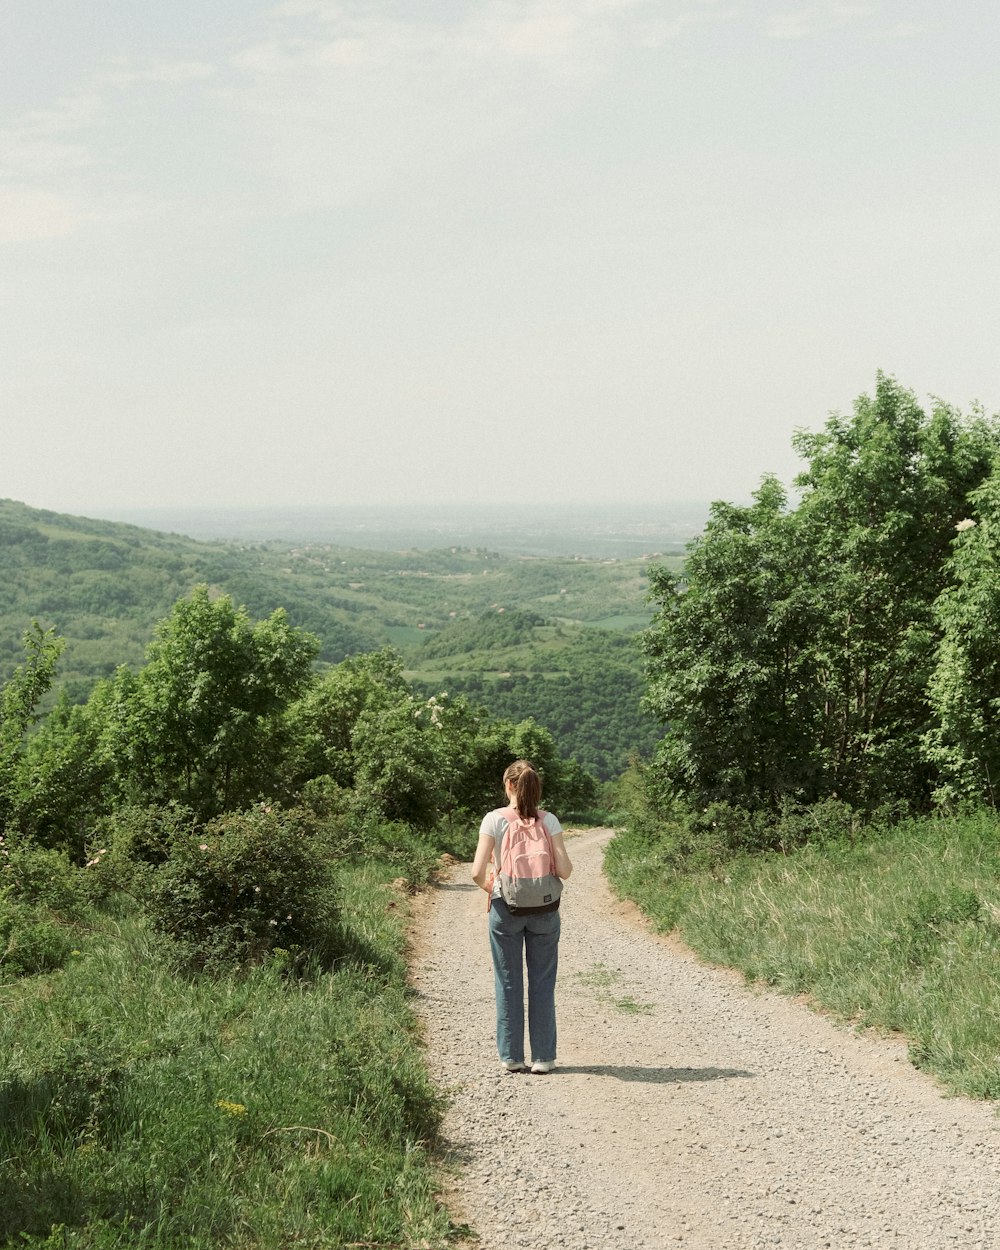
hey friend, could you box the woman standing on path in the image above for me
[471,759,573,1075]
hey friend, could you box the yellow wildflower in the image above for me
[215,1099,248,1116]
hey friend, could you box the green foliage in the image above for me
[0,624,64,830]
[0,843,89,983]
[105,588,318,820]
[923,466,1000,806]
[83,803,199,904]
[14,688,113,855]
[411,626,659,781]
[284,647,599,831]
[0,861,451,1248]
[0,497,654,700]
[284,648,409,791]
[643,477,822,811]
[416,607,545,657]
[142,805,340,970]
[2,842,90,917]
[0,498,651,788]
[351,695,449,829]
[642,375,1000,818]
[0,900,75,980]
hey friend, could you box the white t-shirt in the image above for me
[479,808,563,899]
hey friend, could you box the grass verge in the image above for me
[606,810,1000,1099]
[0,862,453,1249]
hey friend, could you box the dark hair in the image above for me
[503,759,541,820]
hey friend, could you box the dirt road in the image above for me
[410,827,1000,1249]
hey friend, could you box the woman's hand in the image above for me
[550,832,573,880]
[471,832,496,892]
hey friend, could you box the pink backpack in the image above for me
[495,806,563,912]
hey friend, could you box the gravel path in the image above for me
[409,828,1000,1250]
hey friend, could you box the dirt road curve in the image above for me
[410,827,1000,1250]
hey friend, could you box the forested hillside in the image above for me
[406,613,660,779]
[0,498,672,775]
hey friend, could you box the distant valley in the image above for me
[0,498,694,778]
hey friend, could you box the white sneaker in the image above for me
[530,1060,554,1074]
[503,1061,527,1072]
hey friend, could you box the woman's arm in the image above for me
[550,832,573,880]
[471,833,496,892]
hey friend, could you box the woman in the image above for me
[471,759,573,1074]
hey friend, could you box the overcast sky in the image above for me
[3,1,998,514]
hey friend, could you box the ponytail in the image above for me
[503,759,541,820]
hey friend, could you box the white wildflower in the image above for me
[955,518,976,532]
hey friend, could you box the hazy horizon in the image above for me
[91,498,714,557]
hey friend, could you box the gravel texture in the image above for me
[409,827,1000,1250]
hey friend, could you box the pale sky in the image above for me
[3,1,998,512]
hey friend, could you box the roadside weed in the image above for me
[575,962,654,1016]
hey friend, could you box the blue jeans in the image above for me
[488,898,561,1065]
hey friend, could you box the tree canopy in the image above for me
[642,374,1000,818]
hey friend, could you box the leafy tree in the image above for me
[642,477,820,811]
[0,624,64,832]
[351,694,450,829]
[104,588,318,819]
[642,375,1000,817]
[924,469,1000,806]
[13,685,114,854]
[282,649,410,792]
[789,378,997,807]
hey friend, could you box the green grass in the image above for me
[606,811,1000,1098]
[0,864,454,1248]
[573,962,654,1016]
[575,614,652,630]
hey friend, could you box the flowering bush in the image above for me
[143,805,340,969]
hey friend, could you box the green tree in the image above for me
[0,624,64,832]
[13,684,114,854]
[642,477,820,811]
[351,694,450,828]
[790,378,997,806]
[282,649,410,792]
[105,588,318,819]
[923,469,1000,806]
[642,376,1000,816]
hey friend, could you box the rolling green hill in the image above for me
[0,497,679,774]
[404,611,661,779]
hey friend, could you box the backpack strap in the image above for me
[493,805,519,874]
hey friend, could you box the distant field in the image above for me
[576,613,658,630]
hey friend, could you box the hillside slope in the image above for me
[0,499,671,774]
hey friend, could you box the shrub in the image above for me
[84,803,199,901]
[143,805,340,970]
[0,841,89,919]
[0,900,75,980]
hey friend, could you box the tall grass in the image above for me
[606,810,1000,1099]
[0,863,451,1249]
